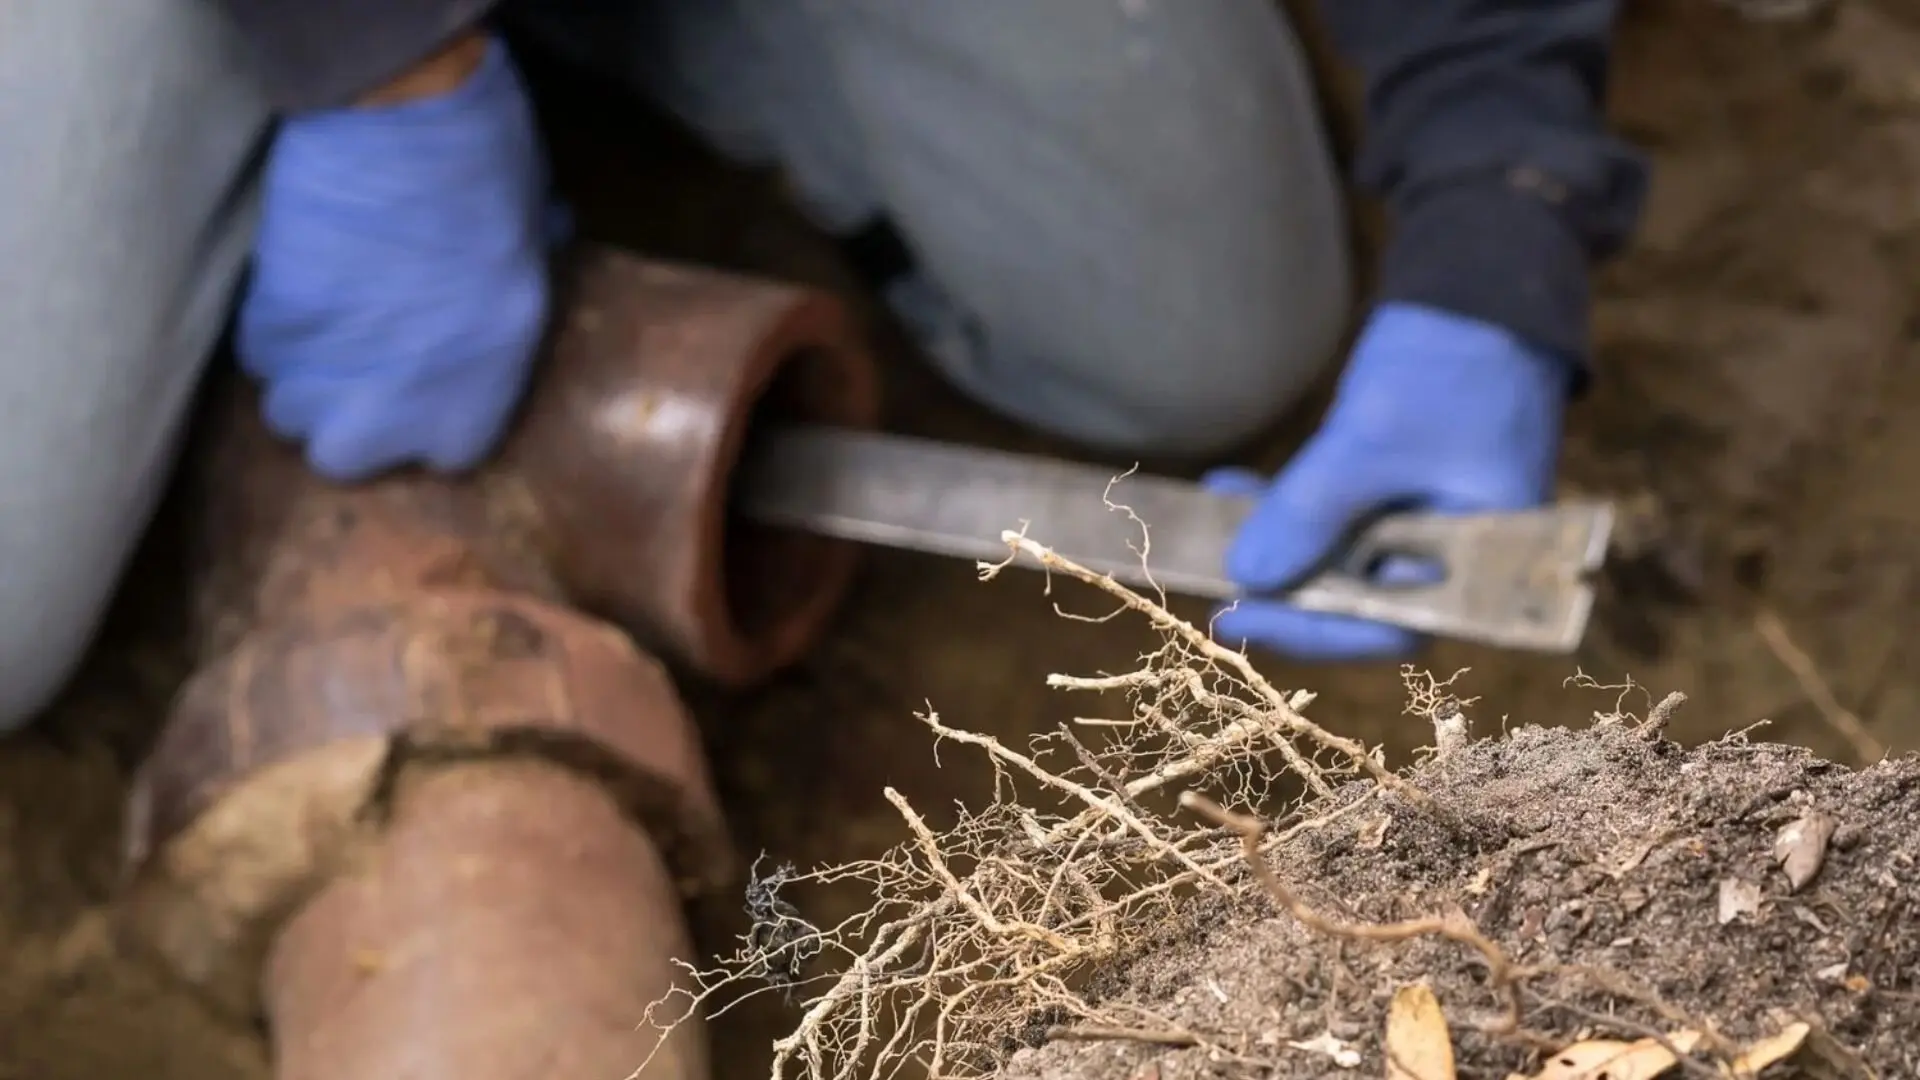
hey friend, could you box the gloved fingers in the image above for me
[1211,600,1422,662]
[302,393,421,482]
[1209,466,1442,582]
[407,279,547,471]
[419,406,509,473]
[1200,467,1269,498]
[301,367,527,481]
[416,364,532,473]
[1223,442,1399,593]
[1355,551,1446,588]
[259,369,357,442]
[262,363,494,467]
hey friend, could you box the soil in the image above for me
[3,1,1920,1078]
[1003,723,1920,1079]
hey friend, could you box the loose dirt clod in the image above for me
[640,533,1920,1080]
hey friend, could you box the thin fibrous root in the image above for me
[984,528,1429,809]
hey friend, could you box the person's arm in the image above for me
[1319,0,1651,367]
[206,0,500,111]
[1211,2,1649,662]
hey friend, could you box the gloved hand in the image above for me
[1204,301,1572,661]
[235,35,551,483]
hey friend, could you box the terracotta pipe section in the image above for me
[119,247,880,1079]
[509,250,883,685]
[265,760,707,1080]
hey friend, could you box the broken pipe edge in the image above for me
[118,588,734,1024]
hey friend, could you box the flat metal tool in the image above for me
[735,426,1612,652]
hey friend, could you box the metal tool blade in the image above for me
[734,425,1612,652]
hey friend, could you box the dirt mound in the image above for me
[1009,723,1920,1080]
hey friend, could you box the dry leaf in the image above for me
[1385,983,1455,1080]
[1773,812,1838,892]
[1513,1031,1701,1080]
[1727,1020,1877,1078]
[1727,1021,1810,1074]
[1718,878,1763,924]
[1796,1025,1880,1080]
[1288,1031,1361,1069]
[1359,813,1394,850]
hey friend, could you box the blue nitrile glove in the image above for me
[235,36,551,483]
[1202,302,1572,661]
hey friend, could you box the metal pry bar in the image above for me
[735,426,1612,652]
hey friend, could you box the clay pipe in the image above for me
[117,248,878,1078]
[263,758,718,1080]
[502,248,882,686]
[122,553,731,1079]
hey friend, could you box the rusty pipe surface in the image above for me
[119,246,875,1078]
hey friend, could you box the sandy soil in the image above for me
[3,1,1919,1077]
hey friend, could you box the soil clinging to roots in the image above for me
[1009,723,1920,1080]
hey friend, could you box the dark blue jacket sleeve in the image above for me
[1319,0,1651,366]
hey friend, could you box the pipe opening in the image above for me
[724,345,871,649]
